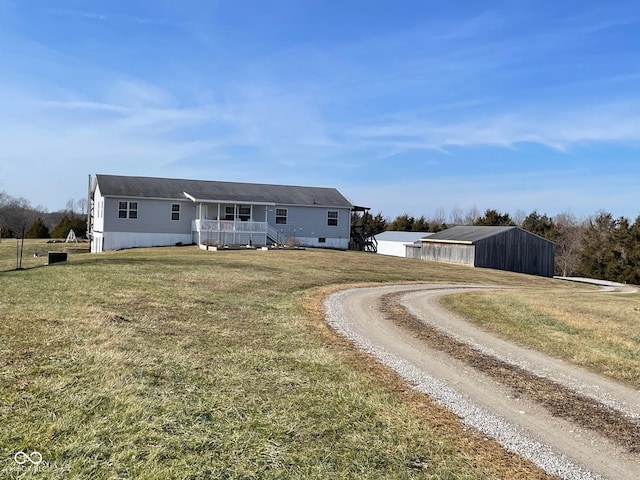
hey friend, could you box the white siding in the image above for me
[90,186,106,252]
[91,232,103,253]
[377,241,415,257]
[92,186,105,233]
[375,232,432,258]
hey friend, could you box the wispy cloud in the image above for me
[41,7,108,21]
[32,100,129,114]
[2,0,640,216]
[346,99,640,153]
[345,167,640,220]
[0,84,215,171]
[38,6,179,26]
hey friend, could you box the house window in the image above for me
[225,206,235,220]
[276,208,288,224]
[238,205,251,221]
[318,237,326,243]
[119,201,138,219]
[327,210,338,226]
[171,204,180,221]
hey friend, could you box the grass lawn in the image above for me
[1,241,634,478]
[442,287,640,387]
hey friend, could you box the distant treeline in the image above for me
[4,189,639,284]
[0,192,87,240]
[353,208,640,284]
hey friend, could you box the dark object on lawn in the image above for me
[48,252,68,264]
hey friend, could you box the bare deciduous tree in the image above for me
[512,209,527,226]
[449,206,464,225]
[76,198,88,216]
[0,192,35,238]
[432,206,447,226]
[66,199,76,215]
[554,211,585,277]
[463,206,480,225]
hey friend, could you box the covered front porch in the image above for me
[189,200,279,246]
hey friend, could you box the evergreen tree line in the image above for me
[355,208,640,284]
[0,192,87,240]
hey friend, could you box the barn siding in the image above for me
[419,227,555,277]
[420,243,475,266]
[473,229,555,277]
[405,245,422,259]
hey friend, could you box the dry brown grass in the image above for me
[442,287,640,386]
[3,242,632,478]
[1,245,558,479]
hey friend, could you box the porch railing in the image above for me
[193,219,268,233]
[267,225,282,244]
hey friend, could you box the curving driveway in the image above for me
[324,284,640,480]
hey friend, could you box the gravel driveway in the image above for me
[324,284,640,480]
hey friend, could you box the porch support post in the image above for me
[265,207,268,245]
[217,204,221,245]
[198,203,202,245]
[233,203,237,244]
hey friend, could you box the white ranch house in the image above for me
[89,174,353,252]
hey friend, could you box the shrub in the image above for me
[25,218,50,238]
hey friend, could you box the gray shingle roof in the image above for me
[95,174,352,207]
[421,226,518,243]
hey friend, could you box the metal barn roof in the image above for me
[420,226,519,244]
[95,174,352,207]
[375,231,433,243]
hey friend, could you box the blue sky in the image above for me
[1,0,640,220]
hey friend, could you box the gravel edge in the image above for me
[323,287,602,480]
[400,290,640,419]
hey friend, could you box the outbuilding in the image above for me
[417,226,555,277]
[375,231,432,258]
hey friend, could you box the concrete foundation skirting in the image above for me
[198,243,270,252]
